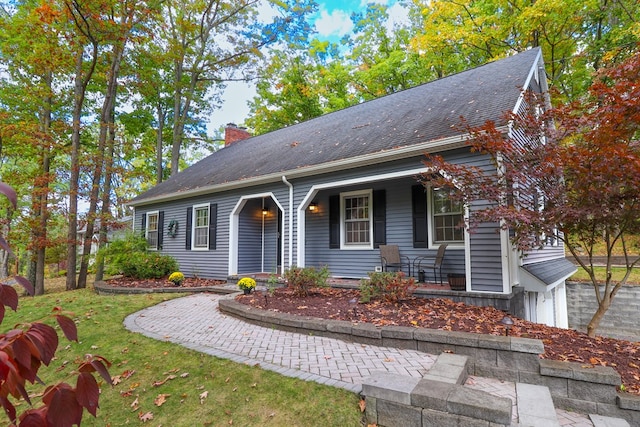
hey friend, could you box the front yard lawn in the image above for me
[3,284,361,426]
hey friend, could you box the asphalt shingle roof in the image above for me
[522,258,577,286]
[131,48,541,204]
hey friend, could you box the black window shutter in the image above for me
[373,189,386,248]
[158,211,164,249]
[185,207,192,250]
[208,203,217,250]
[329,195,340,249]
[140,213,146,236]
[412,185,428,248]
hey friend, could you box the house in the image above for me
[128,47,576,328]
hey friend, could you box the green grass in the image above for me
[569,265,640,285]
[3,282,362,426]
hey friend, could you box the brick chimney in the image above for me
[224,123,251,147]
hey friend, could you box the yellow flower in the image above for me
[237,277,256,290]
[169,272,185,285]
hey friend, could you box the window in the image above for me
[146,212,159,249]
[431,188,464,244]
[341,190,372,249]
[193,204,209,249]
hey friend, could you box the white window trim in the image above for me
[427,186,465,249]
[145,211,159,251]
[191,203,210,251]
[340,189,373,250]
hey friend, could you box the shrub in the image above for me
[97,232,149,275]
[359,271,416,303]
[120,252,179,279]
[284,265,330,297]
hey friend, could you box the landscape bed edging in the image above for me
[93,280,236,295]
[218,293,640,424]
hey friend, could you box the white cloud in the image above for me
[386,1,410,31]
[314,8,354,37]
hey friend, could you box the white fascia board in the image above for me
[127,130,508,208]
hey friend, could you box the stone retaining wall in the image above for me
[219,294,640,424]
[566,282,640,341]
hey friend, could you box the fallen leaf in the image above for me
[153,375,177,387]
[383,358,394,362]
[139,412,153,422]
[199,390,208,404]
[122,369,136,379]
[131,397,139,410]
[154,394,170,406]
[180,372,189,378]
[359,399,366,412]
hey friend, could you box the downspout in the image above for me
[281,176,294,270]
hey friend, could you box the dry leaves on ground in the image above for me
[239,287,640,395]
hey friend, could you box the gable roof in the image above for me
[131,47,543,206]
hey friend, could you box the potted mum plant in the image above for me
[237,277,256,295]
[168,271,185,286]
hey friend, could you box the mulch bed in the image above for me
[237,287,640,396]
[105,277,226,289]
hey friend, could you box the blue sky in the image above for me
[210,0,407,136]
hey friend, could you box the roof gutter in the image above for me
[128,127,508,207]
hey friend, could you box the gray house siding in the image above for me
[134,183,290,279]
[132,149,506,292]
[292,151,497,290]
[303,178,466,279]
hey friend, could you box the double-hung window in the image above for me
[341,190,372,249]
[431,187,464,244]
[146,211,159,250]
[193,204,209,249]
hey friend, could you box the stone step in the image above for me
[422,352,468,385]
[516,383,560,427]
[589,414,630,427]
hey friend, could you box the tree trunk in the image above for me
[78,42,124,289]
[33,70,53,296]
[587,296,611,338]
[95,105,116,282]
[66,51,84,291]
[156,104,165,184]
[65,38,98,291]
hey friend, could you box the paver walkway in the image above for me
[124,293,594,426]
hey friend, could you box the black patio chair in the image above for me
[413,244,448,284]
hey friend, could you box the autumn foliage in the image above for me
[423,47,640,337]
[0,183,111,426]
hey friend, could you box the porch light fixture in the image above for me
[500,316,514,336]
[261,207,269,216]
[308,202,318,212]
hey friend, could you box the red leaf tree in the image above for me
[0,183,111,426]
[423,47,640,337]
